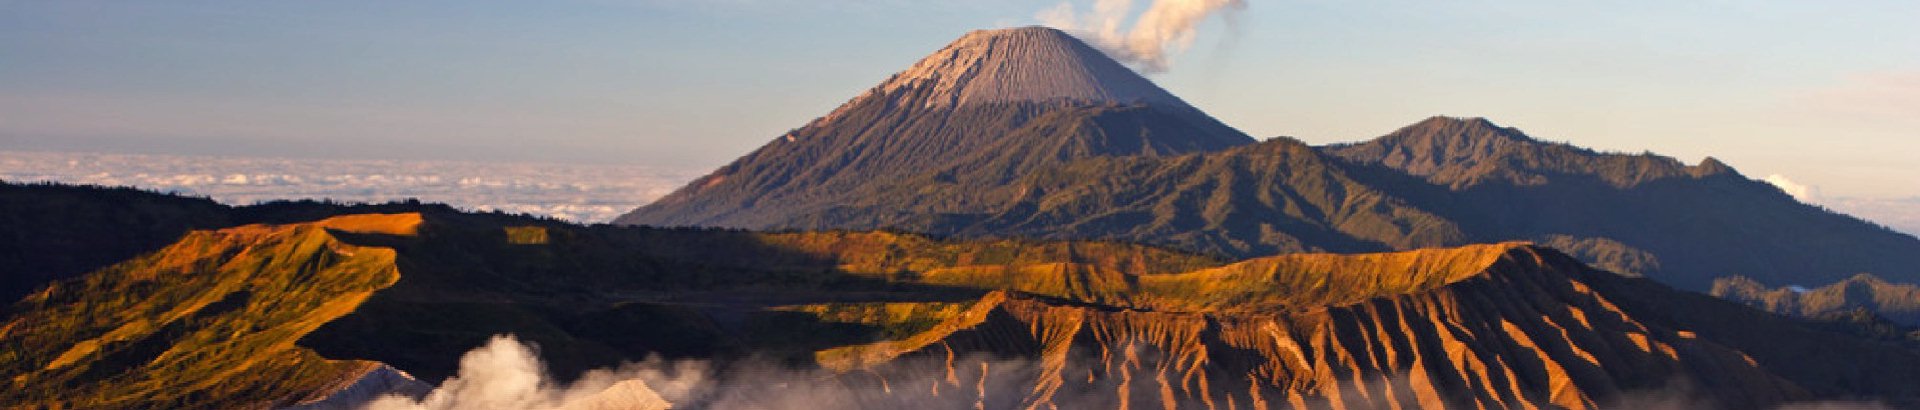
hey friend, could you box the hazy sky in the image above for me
[2,0,1916,199]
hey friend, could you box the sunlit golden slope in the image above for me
[10,208,1920,409]
[0,214,419,409]
[817,244,1802,409]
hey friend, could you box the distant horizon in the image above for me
[0,149,697,223]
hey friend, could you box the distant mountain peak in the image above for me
[1325,116,1758,189]
[868,25,1186,109]
[1394,116,1534,144]
[617,26,1250,228]
[1692,156,1738,177]
[1713,272,1920,325]
[1321,116,1540,179]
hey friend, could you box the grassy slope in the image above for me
[0,215,415,408]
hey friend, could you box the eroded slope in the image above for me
[816,244,1807,409]
[11,208,1920,409]
[0,214,418,408]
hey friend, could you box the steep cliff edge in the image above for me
[819,244,1812,409]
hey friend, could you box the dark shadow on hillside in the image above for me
[0,183,232,304]
[0,182,508,306]
[1449,171,1920,290]
[1583,267,1920,408]
[300,215,992,383]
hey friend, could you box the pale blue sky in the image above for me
[2,0,1916,199]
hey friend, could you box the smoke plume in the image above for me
[359,334,1053,410]
[1763,174,1820,203]
[363,335,671,410]
[1037,0,1247,73]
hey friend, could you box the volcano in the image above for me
[614,26,1253,228]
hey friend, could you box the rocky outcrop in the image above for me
[565,379,674,410]
[282,362,429,410]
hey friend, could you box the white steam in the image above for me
[1763,174,1821,203]
[1037,0,1247,73]
[363,335,671,410]
[355,334,1049,410]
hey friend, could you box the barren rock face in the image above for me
[616,26,1250,229]
[822,245,1802,409]
[12,200,1920,409]
[871,26,1187,109]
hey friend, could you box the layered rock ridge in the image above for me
[821,244,1804,409]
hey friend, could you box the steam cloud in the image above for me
[1763,174,1820,203]
[360,334,1054,410]
[364,335,671,410]
[1037,0,1247,73]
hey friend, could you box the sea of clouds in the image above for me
[8,150,1915,236]
[0,150,700,223]
[1762,174,1920,237]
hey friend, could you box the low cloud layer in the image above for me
[1824,196,1920,237]
[0,150,698,223]
[1037,0,1247,73]
[1760,172,1920,236]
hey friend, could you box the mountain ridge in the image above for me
[616,28,1920,295]
[16,198,1920,408]
[1322,116,1737,189]
[1714,273,1920,325]
[624,99,1920,291]
[1323,116,1920,289]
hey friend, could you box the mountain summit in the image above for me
[868,26,1186,108]
[616,26,1252,228]
[619,27,1920,295]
